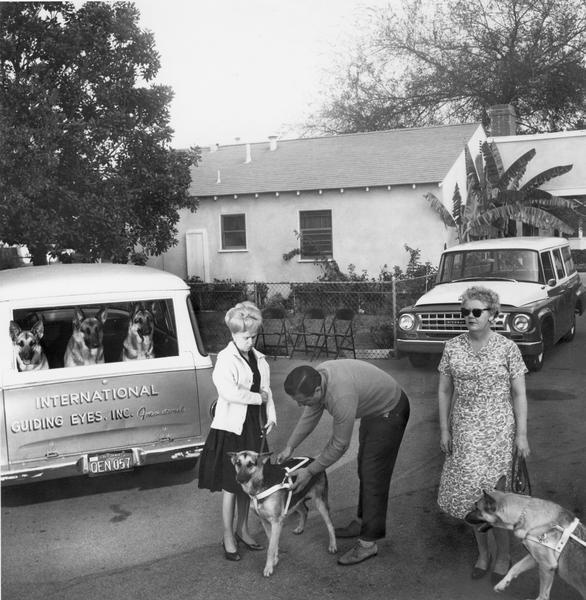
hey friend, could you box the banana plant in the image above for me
[425,141,575,242]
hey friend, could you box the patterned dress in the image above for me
[437,332,527,519]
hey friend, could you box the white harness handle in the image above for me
[252,457,311,516]
[525,518,586,554]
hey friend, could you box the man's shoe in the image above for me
[337,542,378,566]
[334,520,361,538]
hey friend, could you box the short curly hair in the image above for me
[460,286,500,316]
[225,302,262,334]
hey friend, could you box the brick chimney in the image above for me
[488,104,517,136]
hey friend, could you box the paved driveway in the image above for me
[2,315,585,600]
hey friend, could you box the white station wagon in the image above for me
[396,237,584,371]
[0,264,215,485]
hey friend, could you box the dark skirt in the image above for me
[198,404,268,494]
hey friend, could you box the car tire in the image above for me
[408,353,431,368]
[525,320,553,372]
[561,313,576,342]
[524,352,544,372]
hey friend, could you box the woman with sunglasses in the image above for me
[436,286,530,583]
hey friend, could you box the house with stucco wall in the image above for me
[149,106,586,281]
[149,122,486,281]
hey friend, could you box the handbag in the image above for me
[512,449,532,496]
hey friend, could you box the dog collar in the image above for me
[513,507,528,531]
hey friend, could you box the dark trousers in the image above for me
[357,391,410,541]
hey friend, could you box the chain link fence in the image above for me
[190,274,435,358]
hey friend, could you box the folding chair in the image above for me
[288,307,328,360]
[326,307,356,359]
[255,307,289,358]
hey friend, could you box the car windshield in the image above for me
[437,249,541,284]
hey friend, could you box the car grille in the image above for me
[418,311,507,333]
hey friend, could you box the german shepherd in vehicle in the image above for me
[121,302,155,361]
[465,476,586,600]
[64,307,108,367]
[9,316,49,371]
[229,450,337,577]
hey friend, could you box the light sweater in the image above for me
[210,342,276,435]
[286,360,404,471]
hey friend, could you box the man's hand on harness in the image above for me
[275,446,293,464]
[291,467,312,491]
[263,420,275,435]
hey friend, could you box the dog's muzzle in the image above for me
[464,509,493,531]
[236,471,252,484]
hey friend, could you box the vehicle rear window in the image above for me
[552,249,566,280]
[437,249,540,283]
[561,245,575,276]
[541,251,556,282]
[10,300,178,371]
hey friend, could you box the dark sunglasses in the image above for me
[461,307,491,318]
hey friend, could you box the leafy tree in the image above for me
[425,141,575,241]
[0,1,199,265]
[310,0,586,134]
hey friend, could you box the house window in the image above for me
[299,210,332,259]
[221,214,246,250]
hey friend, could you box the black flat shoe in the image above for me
[222,541,241,561]
[235,533,264,551]
[471,555,491,580]
[471,565,489,579]
[490,560,512,585]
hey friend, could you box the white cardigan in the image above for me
[210,342,277,435]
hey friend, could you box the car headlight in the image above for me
[399,313,416,331]
[512,314,531,333]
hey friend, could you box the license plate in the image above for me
[88,451,134,476]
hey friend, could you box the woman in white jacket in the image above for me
[198,302,277,561]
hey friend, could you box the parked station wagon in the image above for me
[396,237,584,371]
[0,264,215,485]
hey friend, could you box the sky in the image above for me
[135,0,391,149]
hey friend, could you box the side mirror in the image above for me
[547,278,556,287]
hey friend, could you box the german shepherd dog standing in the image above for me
[121,302,155,361]
[64,307,108,367]
[229,450,337,577]
[466,476,586,600]
[9,316,49,371]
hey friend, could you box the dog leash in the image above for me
[258,404,268,455]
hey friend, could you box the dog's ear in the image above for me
[31,317,44,339]
[482,490,497,512]
[9,321,22,342]
[259,452,272,465]
[149,301,157,315]
[73,308,85,327]
[97,307,108,324]
[227,451,239,465]
[494,475,507,491]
